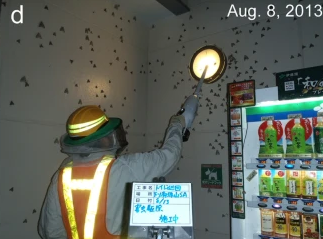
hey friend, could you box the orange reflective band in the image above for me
[69,179,93,190]
[62,157,113,239]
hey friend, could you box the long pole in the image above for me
[193,65,208,96]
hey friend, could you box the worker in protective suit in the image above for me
[38,95,198,239]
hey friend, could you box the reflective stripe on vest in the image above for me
[62,157,113,239]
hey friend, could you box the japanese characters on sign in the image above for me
[129,183,193,227]
[276,65,323,100]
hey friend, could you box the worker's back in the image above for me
[38,114,185,239]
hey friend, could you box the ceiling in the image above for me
[108,0,265,26]
[107,0,251,26]
[107,0,207,26]
[107,0,175,25]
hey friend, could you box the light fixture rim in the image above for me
[189,44,227,84]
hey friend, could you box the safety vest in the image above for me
[58,156,120,239]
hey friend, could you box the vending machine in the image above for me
[228,66,323,239]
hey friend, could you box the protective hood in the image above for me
[59,152,115,169]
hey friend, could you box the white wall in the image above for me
[0,1,148,238]
[147,0,323,238]
[2,0,323,238]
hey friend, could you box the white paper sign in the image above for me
[231,127,242,140]
[129,183,193,227]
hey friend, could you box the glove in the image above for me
[170,115,186,128]
[180,95,199,129]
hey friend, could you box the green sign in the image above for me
[201,164,223,189]
[276,65,323,100]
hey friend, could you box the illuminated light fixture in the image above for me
[257,96,323,107]
[272,204,282,209]
[319,208,323,213]
[189,45,227,84]
[285,164,294,169]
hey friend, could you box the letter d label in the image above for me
[11,5,23,24]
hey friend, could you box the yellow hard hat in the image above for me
[61,105,127,152]
[67,105,108,137]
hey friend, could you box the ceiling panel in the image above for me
[108,0,174,25]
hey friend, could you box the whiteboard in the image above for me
[129,183,193,227]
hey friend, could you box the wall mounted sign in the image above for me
[231,126,242,140]
[201,164,223,189]
[276,65,323,100]
[227,79,248,219]
[232,156,243,170]
[228,80,256,107]
[230,108,242,126]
